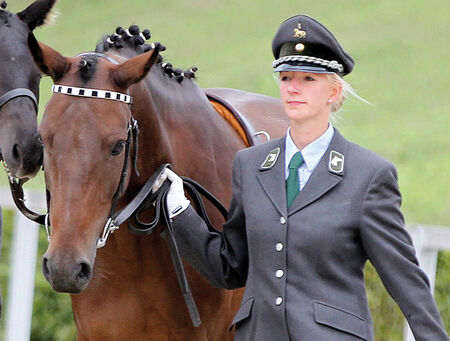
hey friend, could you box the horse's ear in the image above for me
[17,0,57,31]
[111,44,162,90]
[28,32,71,82]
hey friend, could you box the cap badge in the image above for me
[295,43,305,52]
[294,23,307,39]
[260,147,280,169]
[329,150,344,174]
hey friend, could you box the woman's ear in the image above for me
[329,82,343,103]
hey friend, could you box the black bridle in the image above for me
[97,114,139,248]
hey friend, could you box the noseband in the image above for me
[0,88,38,112]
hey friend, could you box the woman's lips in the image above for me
[287,100,306,105]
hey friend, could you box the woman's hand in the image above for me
[152,168,190,218]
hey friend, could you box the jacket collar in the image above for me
[256,129,349,217]
[257,136,288,216]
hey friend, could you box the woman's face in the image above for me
[279,71,339,125]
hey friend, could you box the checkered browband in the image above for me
[52,85,132,104]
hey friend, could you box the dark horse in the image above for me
[0,0,56,179]
[28,27,288,340]
[0,0,56,317]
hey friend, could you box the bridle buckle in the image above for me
[1,160,17,184]
[97,218,120,248]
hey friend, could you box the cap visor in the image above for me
[274,63,333,74]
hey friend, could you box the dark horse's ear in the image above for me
[17,0,57,31]
[28,32,71,82]
[111,44,162,90]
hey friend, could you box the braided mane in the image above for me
[0,1,11,21]
[95,25,198,83]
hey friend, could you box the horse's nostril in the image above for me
[38,148,43,165]
[42,257,50,278]
[76,262,92,282]
[12,144,20,161]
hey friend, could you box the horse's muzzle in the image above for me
[42,254,92,293]
[1,131,43,179]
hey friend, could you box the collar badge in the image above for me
[329,150,344,174]
[261,147,280,169]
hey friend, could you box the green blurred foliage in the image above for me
[0,0,449,340]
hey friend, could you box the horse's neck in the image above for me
[130,65,218,173]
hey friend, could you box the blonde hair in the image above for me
[327,73,369,113]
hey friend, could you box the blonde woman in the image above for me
[159,15,447,341]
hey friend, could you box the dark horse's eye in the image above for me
[111,141,126,156]
[37,134,44,147]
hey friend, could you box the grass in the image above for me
[0,0,449,339]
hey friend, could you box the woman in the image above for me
[159,15,447,340]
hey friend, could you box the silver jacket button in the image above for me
[280,216,286,224]
[276,243,283,251]
[276,270,284,278]
[275,297,283,305]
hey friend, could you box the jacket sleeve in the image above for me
[360,163,447,341]
[171,151,248,289]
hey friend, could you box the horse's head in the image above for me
[28,35,161,292]
[0,0,56,179]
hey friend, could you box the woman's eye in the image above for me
[305,76,315,81]
[280,76,290,81]
[111,141,126,156]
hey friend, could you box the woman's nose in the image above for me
[288,81,301,94]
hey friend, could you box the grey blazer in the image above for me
[172,130,447,341]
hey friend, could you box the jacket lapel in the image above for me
[288,129,349,216]
[256,137,287,217]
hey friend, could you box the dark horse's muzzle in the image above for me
[0,89,43,179]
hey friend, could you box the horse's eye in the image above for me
[111,141,126,156]
[37,134,44,148]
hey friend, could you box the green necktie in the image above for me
[286,151,304,208]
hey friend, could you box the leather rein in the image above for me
[5,53,231,328]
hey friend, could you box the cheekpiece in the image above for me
[272,15,354,76]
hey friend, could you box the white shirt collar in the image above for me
[285,123,334,172]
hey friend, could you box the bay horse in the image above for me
[0,0,56,317]
[28,26,288,340]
